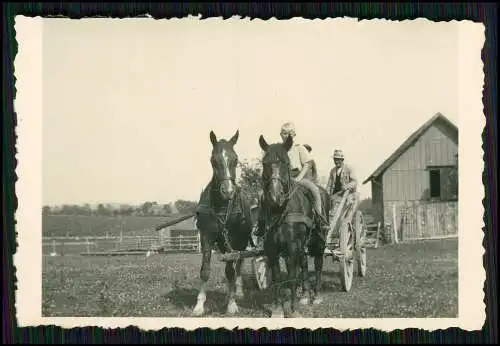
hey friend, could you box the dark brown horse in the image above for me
[258,135,330,317]
[192,130,255,316]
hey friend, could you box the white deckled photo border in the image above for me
[13,16,486,332]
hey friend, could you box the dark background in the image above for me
[3,2,497,344]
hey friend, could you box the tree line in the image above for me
[43,158,374,217]
[43,199,198,217]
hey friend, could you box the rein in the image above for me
[208,175,240,253]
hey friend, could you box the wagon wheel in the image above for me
[355,210,367,277]
[338,220,354,292]
[252,256,272,290]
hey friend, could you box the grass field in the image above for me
[43,214,182,237]
[42,238,458,318]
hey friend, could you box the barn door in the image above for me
[399,204,418,241]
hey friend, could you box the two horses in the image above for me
[192,130,328,318]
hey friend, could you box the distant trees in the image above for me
[174,200,198,214]
[43,200,198,217]
[358,197,373,215]
[46,156,379,218]
[238,158,263,204]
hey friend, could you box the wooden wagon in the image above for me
[324,189,368,291]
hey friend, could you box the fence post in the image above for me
[86,237,90,253]
[179,235,183,250]
[416,204,421,239]
[392,203,399,244]
[197,233,201,253]
[375,222,380,248]
[52,239,56,255]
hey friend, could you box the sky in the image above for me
[42,17,460,206]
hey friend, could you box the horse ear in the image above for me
[209,131,218,147]
[229,130,239,146]
[259,135,269,152]
[283,134,294,151]
[304,144,312,152]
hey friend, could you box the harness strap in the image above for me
[260,183,299,237]
[202,186,254,254]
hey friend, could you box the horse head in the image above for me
[258,134,294,208]
[209,130,240,201]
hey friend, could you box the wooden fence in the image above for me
[43,233,201,256]
[387,201,458,243]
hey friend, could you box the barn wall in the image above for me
[382,122,458,202]
[370,177,384,225]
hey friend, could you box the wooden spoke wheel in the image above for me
[338,220,355,292]
[355,211,367,277]
[252,256,272,290]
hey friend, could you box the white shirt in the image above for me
[288,144,311,171]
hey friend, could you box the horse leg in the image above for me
[299,249,312,305]
[225,260,239,315]
[235,258,244,299]
[284,250,301,317]
[312,253,324,305]
[267,254,283,318]
[192,236,212,316]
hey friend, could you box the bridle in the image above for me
[261,157,296,203]
[209,150,240,253]
[260,155,300,234]
[214,174,237,197]
[210,150,238,199]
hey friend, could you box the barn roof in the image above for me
[362,112,458,185]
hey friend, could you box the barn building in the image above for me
[363,112,459,242]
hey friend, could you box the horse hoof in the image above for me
[191,305,205,317]
[299,297,310,305]
[227,301,239,315]
[312,297,323,305]
[270,310,284,318]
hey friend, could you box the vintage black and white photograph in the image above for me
[14,16,485,330]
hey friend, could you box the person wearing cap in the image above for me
[254,122,330,240]
[326,149,358,210]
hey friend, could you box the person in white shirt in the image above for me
[254,122,330,240]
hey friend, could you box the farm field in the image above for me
[43,214,183,237]
[43,238,458,318]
